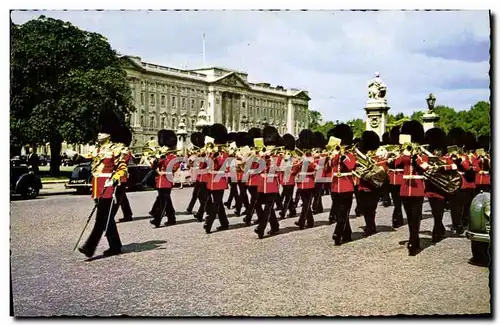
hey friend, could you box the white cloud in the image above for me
[11,10,490,122]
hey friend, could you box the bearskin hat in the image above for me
[282,133,295,150]
[477,135,490,152]
[247,127,263,141]
[400,120,425,144]
[110,125,132,146]
[97,108,123,138]
[208,123,228,144]
[312,131,327,149]
[389,126,400,145]
[227,132,238,144]
[382,132,391,145]
[162,130,177,149]
[327,124,354,146]
[157,129,169,147]
[201,125,211,137]
[464,131,478,151]
[263,125,280,146]
[360,130,380,152]
[190,131,205,148]
[425,127,447,152]
[236,132,248,147]
[447,127,465,146]
[297,129,314,150]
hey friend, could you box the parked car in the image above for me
[10,165,43,199]
[465,192,491,267]
[39,154,51,166]
[65,162,156,194]
[10,155,27,166]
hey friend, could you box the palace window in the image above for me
[172,118,176,128]
[242,102,246,108]
[201,100,205,108]
[150,116,155,128]
[161,117,166,129]
[140,93,144,105]
[141,81,145,89]
[182,98,186,108]
[172,96,176,107]
[140,115,144,126]
[161,95,165,107]
[191,99,195,109]
[150,94,155,106]
[191,119,195,129]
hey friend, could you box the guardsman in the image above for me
[278,134,298,219]
[294,129,317,229]
[380,132,392,207]
[186,132,204,214]
[243,128,265,226]
[110,135,134,223]
[356,131,381,236]
[392,121,428,256]
[204,124,230,233]
[422,127,456,243]
[78,109,130,258]
[462,132,480,226]
[327,124,356,245]
[150,130,179,228]
[387,126,404,228]
[475,135,491,194]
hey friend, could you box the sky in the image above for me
[11,10,491,123]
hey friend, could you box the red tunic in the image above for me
[258,160,280,194]
[395,154,428,197]
[91,157,116,199]
[295,158,317,190]
[207,155,228,191]
[330,153,356,193]
[475,154,491,185]
[154,154,179,189]
[446,154,476,189]
[247,160,262,188]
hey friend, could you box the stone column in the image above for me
[207,87,216,124]
[423,112,439,132]
[286,98,295,135]
[365,99,390,139]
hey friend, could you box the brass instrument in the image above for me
[353,147,388,189]
[419,145,462,195]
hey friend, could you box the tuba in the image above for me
[353,147,388,189]
[420,146,462,195]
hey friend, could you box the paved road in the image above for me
[10,188,490,316]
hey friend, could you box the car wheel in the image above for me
[471,241,490,266]
[24,186,39,200]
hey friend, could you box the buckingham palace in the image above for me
[123,55,310,147]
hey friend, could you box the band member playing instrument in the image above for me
[278,134,298,219]
[294,130,317,229]
[150,130,179,228]
[327,124,356,245]
[392,121,428,256]
[110,135,134,223]
[387,126,404,228]
[78,109,131,258]
[475,135,491,194]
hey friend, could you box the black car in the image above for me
[10,165,43,199]
[65,162,155,194]
[10,155,27,166]
[39,154,50,166]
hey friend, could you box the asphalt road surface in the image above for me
[10,188,491,317]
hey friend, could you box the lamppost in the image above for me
[422,93,439,132]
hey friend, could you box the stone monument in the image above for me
[364,72,390,139]
[195,106,211,131]
[422,93,439,132]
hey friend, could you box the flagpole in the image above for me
[202,32,206,66]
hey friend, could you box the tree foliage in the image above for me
[11,15,134,175]
[309,101,491,139]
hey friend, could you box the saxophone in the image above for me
[353,147,388,189]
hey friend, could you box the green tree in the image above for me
[11,15,134,175]
[308,110,323,131]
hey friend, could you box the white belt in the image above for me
[158,172,173,175]
[209,171,227,175]
[403,175,426,180]
[388,169,404,172]
[298,172,315,176]
[458,172,464,175]
[94,173,112,177]
[479,171,490,175]
[332,172,352,177]
[265,174,277,177]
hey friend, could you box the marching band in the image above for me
[79,117,491,258]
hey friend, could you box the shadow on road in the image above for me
[85,240,167,262]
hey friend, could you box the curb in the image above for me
[41,180,69,185]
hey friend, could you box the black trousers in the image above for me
[235,182,249,213]
[194,182,209,220]
[329,193,337,223]
[293,188,301,207]
[280,185,297,217]
[82,198,122,255]
[382,180,392,206]
[256,193,280,233]
[448,191,465,230]
[297,188,314,228]
[401,196,424,248]
[226,181,239,207]
[353,186,362,216]
[187,181,201,212]
[245,186,263,222]
[111,184,133,219]
[312,183,324,213]
[428,197,446,240]
[359,191,379,234]
[389,185,404,226]
[206,189,229,229]
[152,188,175,226]
[461,188,475,226]
[332,192,353,239]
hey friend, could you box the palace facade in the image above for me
[122,55,310,146]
